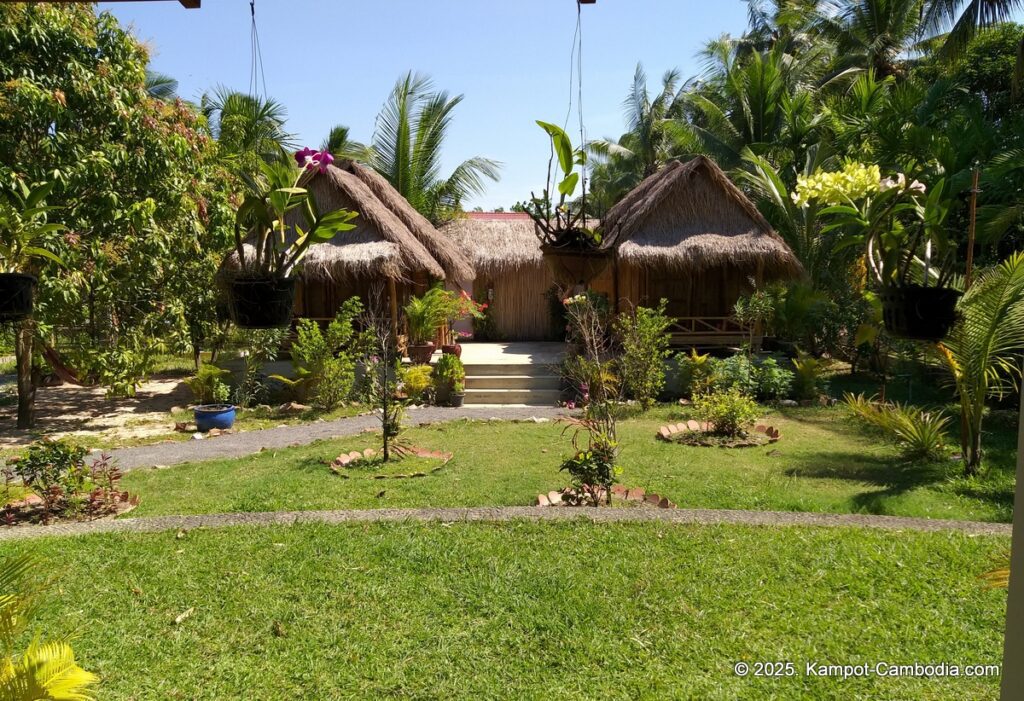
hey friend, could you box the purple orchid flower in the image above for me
[312,150,334,173]
[294,146,317,168]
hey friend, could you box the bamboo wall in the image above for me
[475,263,558,341]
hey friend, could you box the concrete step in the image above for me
[461,362,562,377]
[465,374,561,390]
[463,388,562,406]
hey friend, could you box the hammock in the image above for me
[41,344,88,386]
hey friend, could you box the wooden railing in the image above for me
[667,317,757,348]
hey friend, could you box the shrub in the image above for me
[559,416,621,505]
[432,354,465,405]
[844,393,950,460]
[693,389,760,437]
[614,300,673,410]
[675,348,714,398]
[402,364,433,403]
[234,328,287,408]
[792,353,827,400]
[284,299,365,410]
[753,358,794,401]
[5,439,127,520]
[711,354,758,396]
[186,364,232,404]
[561,355,618,405]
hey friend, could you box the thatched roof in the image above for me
[292,163,446,281]
[441,212,543,275]
[600,156,802,279]
[339,161,475,282]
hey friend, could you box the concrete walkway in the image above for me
[108,405,569,470]
[0,506,1010,542]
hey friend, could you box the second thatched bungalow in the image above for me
[443,156,802,346]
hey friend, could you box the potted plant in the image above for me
[0,179,65,321]
[526,121,608,286]
[801,165,960,341]
[440,291,485,357]
[450,379,466,407]
[186,364,237,432]
[404,285,449,363]
[432,353,465,407]
[228,148,358,328]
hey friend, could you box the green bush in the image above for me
[402,364,433,403]
[432,354,465,405]
[844,393,950,460]
[792,353,827,400]
[693,388,760,437]
[284,299,365,410]
[675,349,714,398]
[753,358,794,401]
[614,300,673,410]
[10,439,89,504]
[711,355,758,396]
[186,364,232,404]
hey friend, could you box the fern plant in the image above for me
[1,556,98,700]
[844,392,951,461]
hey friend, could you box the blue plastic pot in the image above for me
[194,404,236,432]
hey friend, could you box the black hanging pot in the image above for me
[0,273,37,323]
[880,285,961,342]
[230,277,297,329]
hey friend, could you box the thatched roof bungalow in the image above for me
[283,160,473,323]
[442,156,801,346]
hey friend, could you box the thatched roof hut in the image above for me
[600,156,802,280]
[442,212,543,274]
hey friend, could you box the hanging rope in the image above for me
[248,0,268,98]
[560,1,589,224]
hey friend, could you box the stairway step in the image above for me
[465,375,561,390]
[461,363,562,377]
[463,388,562,406]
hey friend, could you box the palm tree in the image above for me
[1,555,99,700]
[817,0,926,78]
[938,251,1024,476]
[587,65,698,213]
[320,124,372,163]
[921,0,1024,58]
[145,69,178,101]
[201,86,294,166]
[371,72,500,223]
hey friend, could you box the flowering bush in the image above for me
[791,162,881,207]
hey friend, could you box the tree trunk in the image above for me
[15,320,35,430]
[963,405,984,477]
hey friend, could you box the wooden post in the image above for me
[15,319,35,429]
[388,277,399,344]
[966,167,980,291]
[1001,383,1024,699]
[612,255,620,314]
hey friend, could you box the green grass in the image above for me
[119,405,1016,522]
[9,522,1007,700]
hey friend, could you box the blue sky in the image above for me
[97,1,750,208]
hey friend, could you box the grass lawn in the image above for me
[119,405,1016,522]
[9,521,1007,700]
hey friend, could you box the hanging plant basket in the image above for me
[230,277,297,329]
[540,244,610,287]
[880,285,961,341]
[0,273,36,323]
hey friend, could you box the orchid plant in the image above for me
[795,163,954,289]
[0,179,65,274]
[232,148,358,280]
[527,121,600,249]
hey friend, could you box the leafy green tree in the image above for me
[201,86,294,172]
[371,72,501,223]
[0,5,235,400]
[320,124,372,163]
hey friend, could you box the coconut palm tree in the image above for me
[144,69,178,101]
[816,0,926,78]
[938,251,1024,476]
[201,86,294,167]
[371,72,500,224]
[320,124,372,163]
[921,0,1024,58]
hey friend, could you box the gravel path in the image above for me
[0,506,1009,542]
[107,406,568,470]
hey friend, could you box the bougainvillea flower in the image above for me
[294,146,317,168]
